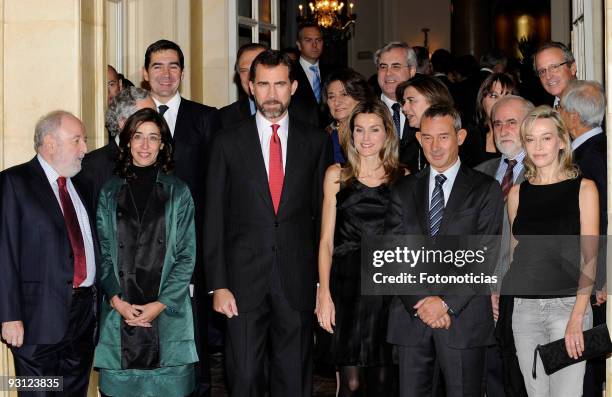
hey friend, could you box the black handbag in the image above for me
[532,324,612,378]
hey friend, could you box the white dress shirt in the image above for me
[37,155,96,287]
[571,126,603,151]
[428,159,461,207]
[494,150,526,184]
[381,93,405,138]
[256,111,289,177]
[153,92,182,136]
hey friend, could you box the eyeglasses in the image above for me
[378,63,410,72]
[131,133,162,144]
[535,61,570,77]
[492,119,519,130]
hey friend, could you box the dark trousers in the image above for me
[191,288,210,397]
[484,344,505,397]
[224,265,313,397]
[11,288,96,397]
[397,331,486,397]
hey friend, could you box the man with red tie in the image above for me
[204,50,330,397]
[0,110,98,396]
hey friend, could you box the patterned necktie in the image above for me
[158,105,169,116]
[268,124,284,214]
[429,174,447,236]
[392,103,401,139]
[57,177,87,287]
[309,65,322,104]
[500,159,517,199]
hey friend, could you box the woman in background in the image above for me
[322,68,373,164]
[95,108,198,397]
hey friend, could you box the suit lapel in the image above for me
[236,119,274,211]
[280,116,307,213]
[173,97,189,141]
[437,165,471,235]
[414,168,430,234]
[27,158,67,231]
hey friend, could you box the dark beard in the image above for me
[255,99,289,119]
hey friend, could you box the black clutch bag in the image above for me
[532,324,612,378]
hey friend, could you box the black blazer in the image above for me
[399,124,427,173]
[574,132,607,289]
[78,139,120,200]
[0,157,99,345]
[203,115,330,312]
[292,62,328,127]
[385,164,503,348]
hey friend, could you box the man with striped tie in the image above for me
[386,104,504,397]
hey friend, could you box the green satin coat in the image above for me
[93,172,198,369]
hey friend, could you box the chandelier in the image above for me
[297,1,357,39]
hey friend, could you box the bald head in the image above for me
[107,65,122,105]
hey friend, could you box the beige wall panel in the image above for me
[200,0,230,107]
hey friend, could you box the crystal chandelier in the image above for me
[297,1,357,39]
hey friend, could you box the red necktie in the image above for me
[500,159,517,200]
[268,124,284,214]
[57,177,87,287]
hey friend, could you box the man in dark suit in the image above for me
[293,23,327,126]
[560,80,607,397]
[0,111,98,396]
[204,50,329,397]
[386,104,503,396]
[142,39,220,397]
[476,95,534,397]
[78,86,155,198]
[374,42,421,170]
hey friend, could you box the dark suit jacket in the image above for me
[574,132,607,289]
[292,61,328,127]
[385,164,503,348]
[0,157,99,345]
[203,114,330,312]
[78,139,120,200]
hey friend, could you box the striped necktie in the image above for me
[309,65,321,103]
[392,103,401,138]
[429,174,447,236]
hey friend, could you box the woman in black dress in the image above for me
[316,99,404,396]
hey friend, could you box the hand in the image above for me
[315,288,335,334]
[1,321,24,347]
[595,288,607,306]
[110,295,140,321]
[414,296,448,327]
[429,313,451,329]
[127,302,166,327]
[491,294,500,321]
[565,314,585,359]
[213,288,239,318]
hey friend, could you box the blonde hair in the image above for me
[340,99,402,185]
[519,105,579,181]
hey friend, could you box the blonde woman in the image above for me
[503,105,598,396]
[316,99,404,396]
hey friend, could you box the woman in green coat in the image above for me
[95,108,198,397]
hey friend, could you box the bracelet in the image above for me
[441,300,453,314]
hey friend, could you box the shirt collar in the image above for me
[501,149,526,164]
[380,93,397,108]
[571,126,603,151]
[429,158,461,184]
[37,154,61,185]
[153,91,181,111]
[255,110,289,136]
[299,56,319,70]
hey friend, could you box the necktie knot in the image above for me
[158,105,169,116]
[435,174,447,186]
[505,158,517,169]
[392,103,401,112]
[309,65,318,73]
[57,176,67,189]
[271,124,280,143]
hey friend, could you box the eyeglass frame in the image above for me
[535,61,571,78]
[377,63,411,72]
[492,119,520,130]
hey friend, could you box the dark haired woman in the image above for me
[322,68,373,164]
[463,72,517,166]
[94,108,198,397]
[316,99,405,396]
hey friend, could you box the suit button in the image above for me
[117,211,123,218]
[118,242,124,248]
[157,238,164,244]
[274,221,279,227]
[119,271,124,277]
